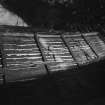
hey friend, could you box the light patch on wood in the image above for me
[0,4,28,26]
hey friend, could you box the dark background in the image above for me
[1,0,105,28]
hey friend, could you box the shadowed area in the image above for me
[0,58,105,105]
